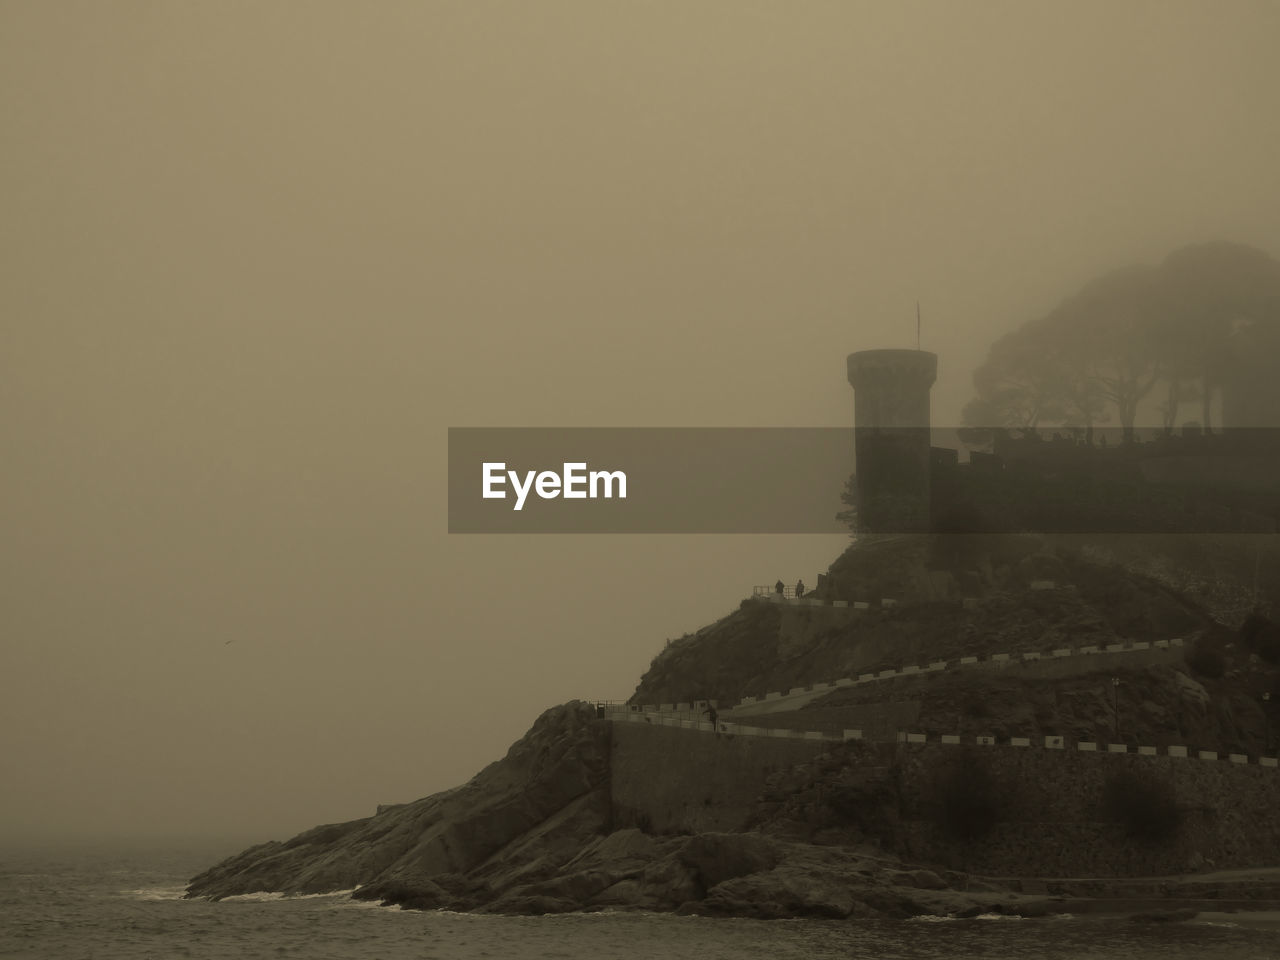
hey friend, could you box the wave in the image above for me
[123,885,189,901]
[220,888,359,903]
[911,912,1048,923]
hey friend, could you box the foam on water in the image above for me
[123,884,188,901]
[332,896,402,911]
[218,888,359,903]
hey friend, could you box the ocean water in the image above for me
[3,840,1280,960]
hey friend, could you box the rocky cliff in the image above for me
[187,702,612,905]
[629,534,1266,720]
[187,532,1280,919]
[184,698,1061,918]
[185,699,1036,918]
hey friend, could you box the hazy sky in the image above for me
[4,1,1280,843]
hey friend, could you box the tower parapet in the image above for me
[847,349,937,533]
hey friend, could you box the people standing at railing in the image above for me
[795,579,805,598]
[703,702,719,734]
[775,579,785,596]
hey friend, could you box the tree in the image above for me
[836,473,858,534]
[1059,265,1167,444]
[962,242,1280,446]
[1040,304,1111,442]
[1157,242,1280,432]
[965,320,1069,431]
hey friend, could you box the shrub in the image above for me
[1240,613,1280,665]
[827,779,897,839]
[1101,769,1180,841]
[1187,642,1226,679]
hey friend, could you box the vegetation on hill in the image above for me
[962,241,1280,441]
[629,531,1280,760]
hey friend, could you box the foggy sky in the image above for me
[3,1,1280,843]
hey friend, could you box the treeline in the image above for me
[962,242,1280,445]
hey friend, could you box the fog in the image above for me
[3,1,1279,843]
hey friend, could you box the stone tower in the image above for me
[846,349,937,533]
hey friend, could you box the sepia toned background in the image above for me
[3,0,1279,843]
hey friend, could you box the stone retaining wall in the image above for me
[607,714,1280,876]
[631,638,1187,715]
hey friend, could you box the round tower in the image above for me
[846,349,937,533]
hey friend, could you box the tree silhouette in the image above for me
[963,242,1280,441]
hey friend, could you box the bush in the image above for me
[1240,613,1280,665]
[934,756,1001,841]
[1102,769,1180,841]
[1187,642,1226,679]
[827,780,897,839]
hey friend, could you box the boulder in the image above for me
[700,866,856,919]
[908,868,949,890]
[678,833,780,889]
[1174,672,1210,707]
[639,854,702,907]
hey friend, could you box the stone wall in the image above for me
[742,700,923,740]
[960,643,1185,681]
[608,718,1280,877]
[639,637,1186,715]
[894,743,1280,877]
[609,720,825,835]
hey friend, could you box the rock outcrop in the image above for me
[186,701,611,904]
[184,699,1041,918]
[186,530,1280,919]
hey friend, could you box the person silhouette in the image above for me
[775,579,785,596]
[795,579,805,598]
[703,702,719,734]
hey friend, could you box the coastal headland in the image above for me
[187,532,1280,921]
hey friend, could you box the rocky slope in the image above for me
[185,699,1046,918]
[183,698,1064,918]
[630,533,1270,716]
[739,662,1276,759]
[187,701,612,903]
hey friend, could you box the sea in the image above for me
[4,839,1280,960]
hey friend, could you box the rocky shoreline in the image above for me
[185,701,1280,922]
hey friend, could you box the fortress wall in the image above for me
[608,717,1280,876]
[894,743,1280,877]
[963,644,1186,680]
[609,721,824,835]
[748,700,923,740]
[674,638,1188,714]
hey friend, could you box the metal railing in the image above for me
[752,584,805,599]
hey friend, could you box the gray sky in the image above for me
[3,1,1279,842]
